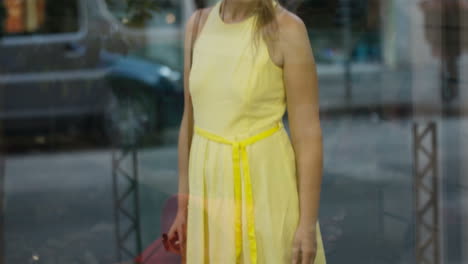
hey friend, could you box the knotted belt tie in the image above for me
[194,121,283,264]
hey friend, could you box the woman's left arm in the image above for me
[280,13,323,231]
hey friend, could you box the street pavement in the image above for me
[2,117,418,264]
[2,67,467,264]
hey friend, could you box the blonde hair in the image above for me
[250,0,281,59]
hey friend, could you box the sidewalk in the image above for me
[317,65,466,118]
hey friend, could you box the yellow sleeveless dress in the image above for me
[186,1,326,263]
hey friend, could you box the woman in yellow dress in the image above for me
[168,0,326,263]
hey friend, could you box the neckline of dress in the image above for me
[216,0,255,26]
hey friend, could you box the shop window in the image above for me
[293,0,382,64]
[3,0,79,36]
[104,0,181,28]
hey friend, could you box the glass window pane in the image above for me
[3,0,79,36]
[1,0,467,263]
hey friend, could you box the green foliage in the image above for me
[105,0,168,27]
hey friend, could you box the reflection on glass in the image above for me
[3,0,78,35]
[0,0,466,263]
[105,0,181,28]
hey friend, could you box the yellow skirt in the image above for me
[185,121,327,264]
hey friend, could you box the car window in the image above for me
[104,0,181,28]
[2,0,80,36]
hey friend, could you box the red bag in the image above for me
[134,194,183,264]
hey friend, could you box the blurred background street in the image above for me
[1,0,468,264]
[4,114,467,263]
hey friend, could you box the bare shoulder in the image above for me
[274,6,313,63]
[199,6,214,28]
[185,6,214,32]
[274,5,314,66]
[275,7,308,41]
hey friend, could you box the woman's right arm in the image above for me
[176,10,199,215]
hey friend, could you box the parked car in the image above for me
[0,0,107,135]
[0,0,186,147]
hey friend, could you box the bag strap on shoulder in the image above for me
[190,9,202,69]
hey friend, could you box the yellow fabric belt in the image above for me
[194,121,283,264]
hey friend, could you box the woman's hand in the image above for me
[167,208,188,256]
[291,223,317,264]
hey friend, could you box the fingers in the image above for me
[166,222,183,254]
[301,242,317,264]
[292,241,317,264]
[177,225,185,251]
[178,219,188,252]
[291,240,300,264]
[176,225,182,242]
[181,221,187,248]
[301,248,315,264]
[168,225,176,240]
